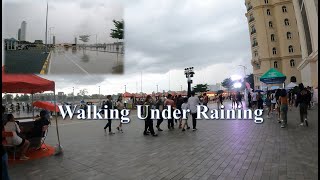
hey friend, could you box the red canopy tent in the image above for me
[32,101,60,112]
[2,68,62,154]
[123,92,132,98]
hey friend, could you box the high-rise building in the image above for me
[18,28,21,41]
[20,21,27,41]
[292,0,318,88]
[53,36,56,45]
[245,0,302,90]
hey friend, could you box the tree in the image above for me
[78,89,88,96]
[14,94,20,102]
[2,94,13,104]
[18,94,30,102]
[110,19,124,40]
[221,78,233,91]
[193,84,209,93]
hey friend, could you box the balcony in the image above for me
[252,42,258,47]
[251,29,256,35]
[249,17,255,23]
[247,6,253,11]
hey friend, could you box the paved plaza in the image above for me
[8,102,318,180]
[47,48,124,74]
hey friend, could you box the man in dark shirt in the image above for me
[103,95,115,134]
[296,84,309,126]
[33,110,50,137]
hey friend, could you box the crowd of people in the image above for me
[100,91,209,136]
[247,83,314,128]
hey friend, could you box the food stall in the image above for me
[2,68,63,155]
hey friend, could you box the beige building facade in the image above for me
[245,0,302,90]
[292,0,318,88]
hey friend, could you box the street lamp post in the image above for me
[124,85,127,92]
[72,87,75,106]
[184,67,195,97]
[239,65,248,105]
[156,85,158,93]
[99,86,101,105]
[181,85,182,91]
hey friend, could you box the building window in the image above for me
[289,45,294,53]
[271,34,275,41]
[284,19,290,26]
[254,51,258,57]
[290,59,295,67]
[269,21,273,27]
[282,6,287,13]
[274,61,278,68]
[267,9,271,15]
[265,0,269,4]
[290,76,297,82]
[287,32,292,39]
[251,26,256,34]
[272,47,277,55]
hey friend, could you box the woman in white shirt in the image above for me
[4,114,30,160]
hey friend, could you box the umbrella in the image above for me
[286,82,298,89]
[255,90,264,92]
[33,101,60,112]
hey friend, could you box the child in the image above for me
[181,98,190,131]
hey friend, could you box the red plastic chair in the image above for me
[2,131,17,160]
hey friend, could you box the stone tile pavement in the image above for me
[8,101,318,180]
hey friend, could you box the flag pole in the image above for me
[45,1,48,53]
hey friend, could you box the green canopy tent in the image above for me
[260,68,286,88]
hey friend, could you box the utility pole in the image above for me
[45,1,48,53]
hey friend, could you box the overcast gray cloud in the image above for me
[3,0,253,95]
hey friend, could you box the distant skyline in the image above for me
[3,0,123,44]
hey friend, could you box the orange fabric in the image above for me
[8,144,55,166]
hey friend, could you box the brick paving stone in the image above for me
[6,102,318,180]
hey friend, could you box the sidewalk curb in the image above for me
[40,51,52,74]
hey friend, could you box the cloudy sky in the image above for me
[3,0,253,96]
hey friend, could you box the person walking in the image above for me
[236,92,243,109]
[248,92,252,109]
[116,96,124,133]
[164,94,175,130]
[231,93,237,109]
[279,89,289,128]
[103,95,115,134]
[143,95,157,136]
[270,91,277,117]
[265,93,272,118]
[218,93,224,109]
[176,95,184,128]
[188,91,201,131]
[155,97,164,131]
[275,89,282,123]
[257,92,264,110]
[295,84,309,126]
[203,93,209,107]
[252,91,257,110]
[181,98,191,131]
